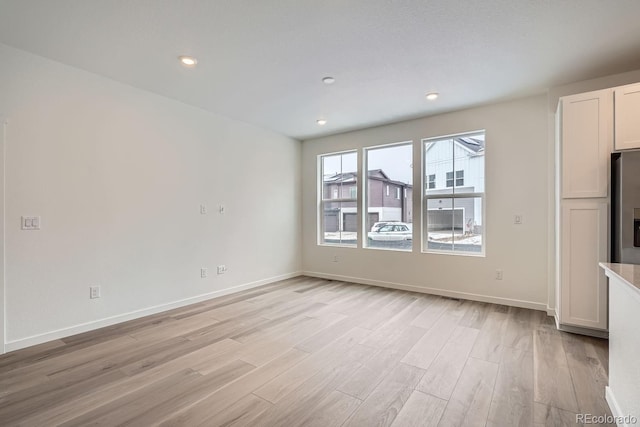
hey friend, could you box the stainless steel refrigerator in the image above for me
[611,150,640,264]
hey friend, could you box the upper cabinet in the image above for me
[560,89,612,199]
[614,82,640,151]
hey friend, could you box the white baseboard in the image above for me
[303,271,547,312]
[556,322,608,339]
[4,271,301,353]
[606,386,629,427]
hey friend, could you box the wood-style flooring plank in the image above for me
[437,357,499,427]
[290,390,362,427]
[533,402,581,427]
[416,325,479,400]
[185,392,271,427]
[159,348,309,426]
[400,311,460,370]
[16,338,246,426]
[458,301,491,329]
[561,334,613,423]
[254,327,372,403]
[338,325,426,400]
[486,349,534,427]
[532,329,580,413]
[343,363,426,427]
[469,310,509,363]
[253,358,363,427]
[0,276,613,427]
[62,360,255,427]
[390,390,447,427]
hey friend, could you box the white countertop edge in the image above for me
[600,262,640,298]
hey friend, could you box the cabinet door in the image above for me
[560,199,608,330]
[614,82,640,150]
[561,89,612,198]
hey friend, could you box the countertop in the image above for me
[599,262,640,296]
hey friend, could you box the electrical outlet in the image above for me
[514,215,523,224]
[89,286,101,299]
[201,267,208,278]
[21,216,41,230]
[495,269,504,280]
[219,204,225,214]
[217,265,227,274]
[200,204,207,215]
[332,255,339,263]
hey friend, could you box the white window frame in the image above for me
[318,150,358,247]
[422,131,485,257]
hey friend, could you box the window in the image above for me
[423,132,485,255]
[446,170,464,187]
[320,151,357,246]
[365,142,413,251]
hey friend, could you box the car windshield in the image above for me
[379,225,394,232]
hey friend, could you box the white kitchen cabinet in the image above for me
[559,199,608,330]
[560,89,612,198]
[614,82,640,150]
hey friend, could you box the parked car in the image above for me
[370,221,398,232]
[368,223,412,241]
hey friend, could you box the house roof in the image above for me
[323,172,357,184]
[324,169,412,188]
[424,136,485,156]
[455,137,485,154]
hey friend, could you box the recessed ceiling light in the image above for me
[178,56,198,67]
[426,92,439,101]
[322,77,335,84]
[317,119,327,125]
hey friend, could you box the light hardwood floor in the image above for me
[0,277,613,426]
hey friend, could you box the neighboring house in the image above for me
[323,170,413,232]
[424,136,485,232]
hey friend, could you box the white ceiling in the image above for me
[1,1,640,140]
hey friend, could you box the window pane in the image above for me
[320,151,357,246]
[423,132,485,255]
[454,197,483,253]
[366,143,413,251]
[454,134,484,193]
[425,139,454,196]
[322,201,357,245]
[425,197,455,251]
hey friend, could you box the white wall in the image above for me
[0,43,302,350]
[302,95,549,309]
